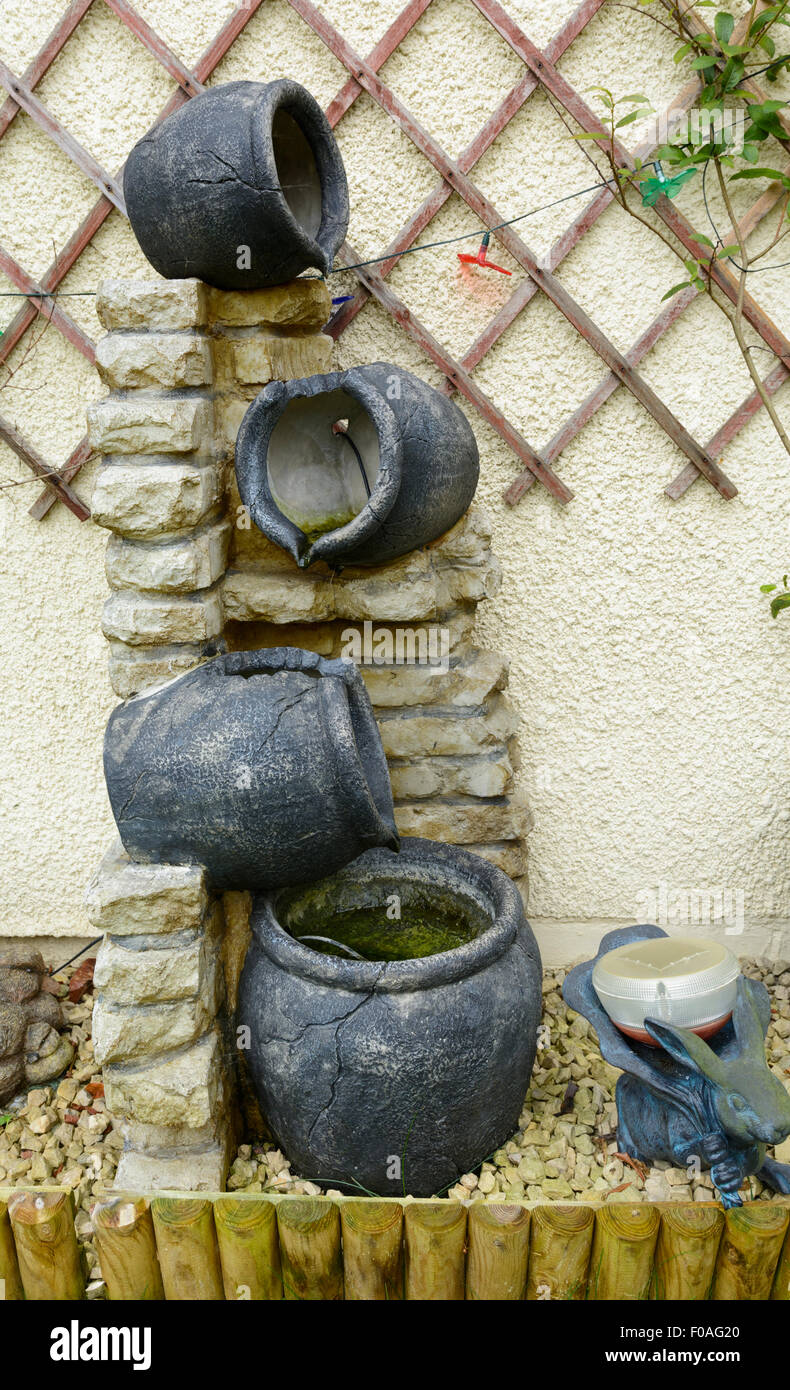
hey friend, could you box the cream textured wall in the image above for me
[1,0,789,957]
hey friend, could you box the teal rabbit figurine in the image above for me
[564,926,790,1208]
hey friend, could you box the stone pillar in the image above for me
[85,277,334,1191]
[88,276,332,699]
[85,841,232,1190]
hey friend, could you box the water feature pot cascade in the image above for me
[238,838,543,1196]
[123,80,349,289]
[235,362,480,568]
[103,648,399,892]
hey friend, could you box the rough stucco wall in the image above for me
[0,0,789,952]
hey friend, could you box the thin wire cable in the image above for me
[341,430,371,497]
[1,156,789,299]
[48,936,102,977]
[0,176,625,296]
[325,176,623,273]
[701,158,790,272]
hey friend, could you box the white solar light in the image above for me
[592,935,740,1045]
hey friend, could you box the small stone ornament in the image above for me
[124,80,349,289]
[235,362,480,568]
[0,946,74,1105]
[563,925,790,1207]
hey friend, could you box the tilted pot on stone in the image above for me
[124,80,349,289]
[238,838,542,1197]
[234,363,480,568]
[103,648,399,893]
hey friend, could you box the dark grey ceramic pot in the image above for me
[124,80,349,289]
[238,839,541,1196]
[234,363,480,568]
[103,648,398,892]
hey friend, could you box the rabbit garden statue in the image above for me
[563,925,790,1208]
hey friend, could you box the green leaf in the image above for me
[692,55,719,68]
[0,1114,11,1128]
[724,58,745,90]
[760,584,778,593]
[661,281,692,300]
[619,93,649,103]
[758,34,776,57]
[714,12,735,45]
[751,8,783,35]
[717,243,741,257]
[742,142,760,162]
[771,593,790,617]
[674,42,693,62]
[730,166,790,180]
[614,111,646,128]
[748,99,788,116]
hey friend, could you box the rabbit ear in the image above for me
[731,976,768,1053]
[644,1019,727,1085]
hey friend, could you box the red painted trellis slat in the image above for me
[472,0,790,494]
[0,56,125,211]
[0,413,89,519]
[0,0,269,518]
[0,0,786,519]
[0,245,95,363]
[502,182,787,504]
[0,0,95,141]
[102,0,205,97]
[327,0,608,341]
[287,0,740,498]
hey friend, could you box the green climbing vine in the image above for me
[572,1,790,458]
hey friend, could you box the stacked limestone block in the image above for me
[222,503,529,881]
[85,275,528,1191]
[88,276,333,698]
[85,277,335,1191]
[85,841,233,1190]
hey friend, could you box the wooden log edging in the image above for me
[93,1196,164,1301]
[150,1197,224,1301]
[7,1190,85,1301]
[0,1195,24,1301]
[2,1190,790,1300]
[652,1204,724,1301]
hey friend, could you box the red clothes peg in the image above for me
[457,230,512,275]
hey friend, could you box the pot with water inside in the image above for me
[238,838,542,1196]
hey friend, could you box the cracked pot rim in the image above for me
[316,656,400,858]
[221,646,399,860]
[250,78,350,278]
[249,838,526,993]
[235,366,403,569]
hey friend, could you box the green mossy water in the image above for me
[278,501,359,542]
[293,903,479,961]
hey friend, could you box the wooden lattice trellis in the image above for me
[1,0,789,521]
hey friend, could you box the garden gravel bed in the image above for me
[226,955,790,1205]
[1,954,788,1297]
